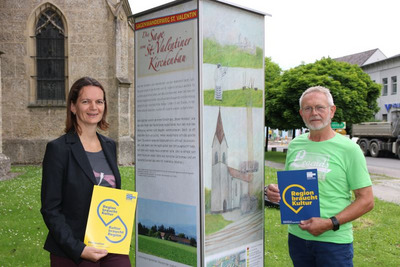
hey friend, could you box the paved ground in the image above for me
[371,178,400,204]
[266,144,400,205]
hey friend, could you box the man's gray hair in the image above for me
[299,86,334,107]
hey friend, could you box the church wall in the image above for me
[231,178,241,208]
[220,139,228,162]
[225,168,232,210]
[211,163,233,213]
[211,133,231,212]
[0,0,134,164]
[211,163,222,212]
[221,164,230,211]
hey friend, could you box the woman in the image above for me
[41,77,131,266]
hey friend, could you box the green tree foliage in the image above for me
[265,57,282,91]
[265,58,381,130]
[190,237,197,247]
[264,57,282,127]
[178,233,186,238]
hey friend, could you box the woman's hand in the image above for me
[81,246,108,262]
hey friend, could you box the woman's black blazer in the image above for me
[40,132,122,263]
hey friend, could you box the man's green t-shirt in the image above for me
[285,133,372,243]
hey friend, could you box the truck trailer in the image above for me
[352,109,400,159]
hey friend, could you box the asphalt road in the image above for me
[365,156,400,178]
[365,156,400,204]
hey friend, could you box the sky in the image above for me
[128,0,400,70]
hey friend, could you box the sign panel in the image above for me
[331,122,346,129]
[136,10,197,77]
[135,1,200,266]
[134,0,265,266]
[277,169,320,224]
[201,1,265,266]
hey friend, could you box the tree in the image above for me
[265,58,381,131]
[190,237,197,247]
[265,57,282,92]
[166,226,175,235]
[264,57,282,150]
[154,231,161,238]
[158,224,166,233]
[138,222,149,235]
[165,233,171,240]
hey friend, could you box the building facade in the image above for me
[0,0,135,165]
[0,51,11,178]
[361,55,400,122]
[335,48,400,123]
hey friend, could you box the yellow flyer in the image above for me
[84,185,138,254]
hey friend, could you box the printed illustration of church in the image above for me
[210,109,259,213]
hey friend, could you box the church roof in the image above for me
[228,167,253,182]
[215,109,225,144]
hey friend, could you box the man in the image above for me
[265,86,374,267]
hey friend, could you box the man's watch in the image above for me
[330,216,340,231]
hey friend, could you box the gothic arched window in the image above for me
[222,152,226,164]
[214,152,218,164]
[35,8,66,103]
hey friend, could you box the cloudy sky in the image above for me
[128,0,400,70]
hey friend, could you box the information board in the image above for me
[134,1,265,266]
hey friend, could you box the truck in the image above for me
[352,109,400,159]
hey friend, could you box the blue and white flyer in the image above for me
[277,169,320,224]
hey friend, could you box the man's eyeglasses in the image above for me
[301,105,329,114]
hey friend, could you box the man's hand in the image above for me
[265,184,281,203]
[299,217,333,236]
[299,186,374,237]
[81,246,108,262]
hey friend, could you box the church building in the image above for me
[210,109,254,213]
[0,0,135,165]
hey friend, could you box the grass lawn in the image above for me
[0,161,399,266]
[203,38,263,69]
[138,235,196,266]
[203,88,263,108]
[265,151,287,164]
[204,213,232,235]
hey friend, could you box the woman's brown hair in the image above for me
[65,77,109,134]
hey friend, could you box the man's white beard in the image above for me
[304,115,331,131]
